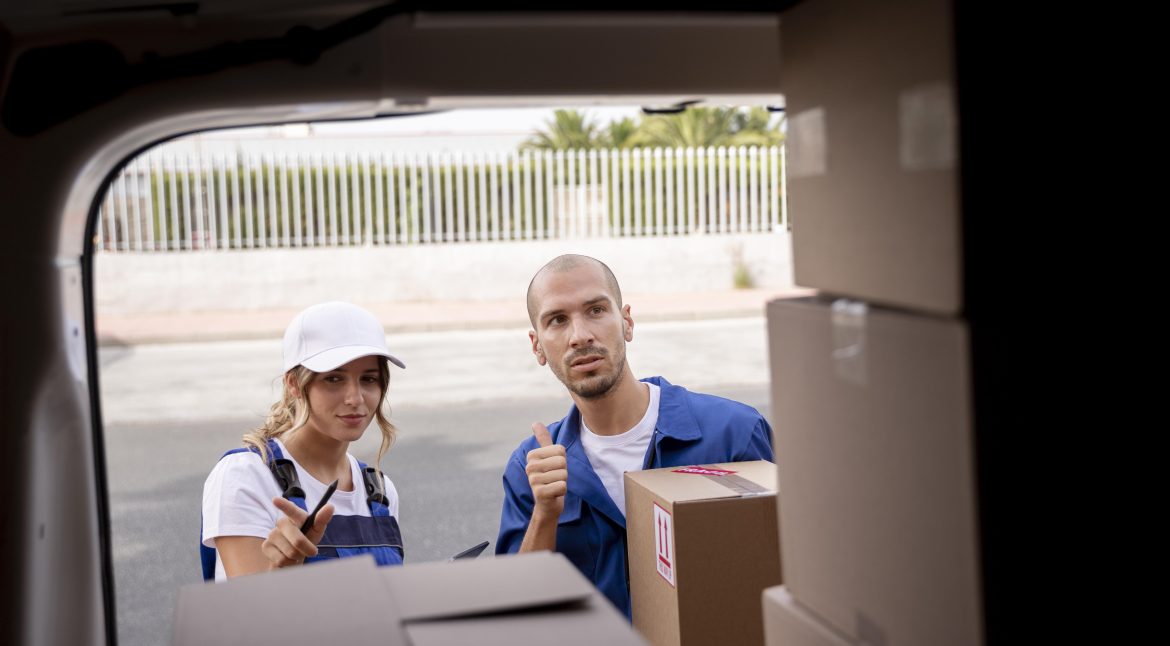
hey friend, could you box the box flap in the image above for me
[404,594,648,646]
[379,551,594,622]
[172,555,405,646]
[624,460,776,505]
[763,585,854,646]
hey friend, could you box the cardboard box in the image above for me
[173,551,646,646]
[763,585,853,646]
[172,556,403,646]
[782,0,962,315]
[381,551,646,646]
[767,296,981,646]
[626,460,782,646]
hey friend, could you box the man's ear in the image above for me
[529,330,547,366]
[622,304,634,342]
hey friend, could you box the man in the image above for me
[495,254,774,617]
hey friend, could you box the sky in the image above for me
[203,106,645,139]
[316,106,646,135]
[175,106,644,154]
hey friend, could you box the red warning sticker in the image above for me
[653,502,675,587]
[671,466,738,476]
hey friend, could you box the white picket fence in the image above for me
[95,145,786,252]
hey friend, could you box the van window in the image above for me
[94,105,790,646]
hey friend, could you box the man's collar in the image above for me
[641,376,702,441]
[558,376,702,443]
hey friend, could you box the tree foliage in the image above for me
[521,107,784,151]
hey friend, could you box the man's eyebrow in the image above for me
[539,306,566,322]
[539,295,612,321]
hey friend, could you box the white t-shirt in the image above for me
[201,437,399,581]
[580,382,661,517]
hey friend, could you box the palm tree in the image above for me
[632,107,784,148]
[518,107,784,152]
[598,117,640,149]
[732,107,785,147]
[520,109,602,150]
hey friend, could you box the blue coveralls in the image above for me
[201,439,403,580]
[495,376,775,617]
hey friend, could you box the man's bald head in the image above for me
[527,254,623,327]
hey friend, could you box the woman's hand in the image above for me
[260,497,335,570]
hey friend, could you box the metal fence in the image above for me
[95,145,787,252]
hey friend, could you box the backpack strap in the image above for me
[357,459,390,517]
[265,439,306,505]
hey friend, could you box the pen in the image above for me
[299,479,338,534]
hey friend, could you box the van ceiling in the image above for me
[4,1,803,20]
[2,3,788,137]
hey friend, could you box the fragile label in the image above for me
[672,466,737,476]
[653,502,675,587]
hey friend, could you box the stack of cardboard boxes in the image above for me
[764,0,982,645]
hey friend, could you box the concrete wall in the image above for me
[95,232,793,314]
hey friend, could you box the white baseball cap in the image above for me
[282,301,405,373]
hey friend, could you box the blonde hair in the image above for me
[242,359,397,478]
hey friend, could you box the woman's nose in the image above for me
[344,380,362,404]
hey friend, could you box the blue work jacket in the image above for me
[495,376,775,617]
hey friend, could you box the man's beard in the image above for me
[557,347,627,400]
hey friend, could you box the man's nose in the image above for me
[568,317,595,348]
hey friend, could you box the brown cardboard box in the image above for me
[767,296,981,646]
[173,552,646,646]
[172,556,405,646]
[782,0,961,315]
[763,585,853,646]
[626,460,781,646]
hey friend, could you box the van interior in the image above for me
[1,1,1052,644]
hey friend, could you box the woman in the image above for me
[200,301,405,580]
